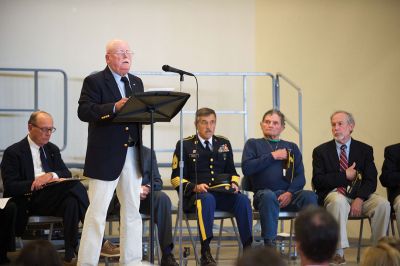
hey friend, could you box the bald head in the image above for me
[105,39,132,76]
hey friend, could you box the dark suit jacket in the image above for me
[380,143,400,205]
[141,146,162,191]
[0,137,74,234]
[312,139,377,205]
[78,66,144,180]
[1,137,71,197]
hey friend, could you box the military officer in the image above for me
[171,107,253,266]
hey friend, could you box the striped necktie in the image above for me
[337,145,347,195]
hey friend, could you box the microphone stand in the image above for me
[150,106,155,264]
[178,73,185,266]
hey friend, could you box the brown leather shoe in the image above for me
[63,258,77,266]
[330,254,346,265]
[100,240,120,257]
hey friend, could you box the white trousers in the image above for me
[77,147,143,266]
[324,191,390,249]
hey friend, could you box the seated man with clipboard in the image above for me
[0,111,89,264]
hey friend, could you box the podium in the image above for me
[114,91,190,263]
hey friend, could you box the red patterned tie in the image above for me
[337,145,347,195]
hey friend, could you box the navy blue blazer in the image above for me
[141,146,162,191]
[1,137,71,197]
[0,137,81,235]
[312,139,377,205]
[380,143,400,205]
[78,66,144,180]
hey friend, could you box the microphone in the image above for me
[162,65,194,76]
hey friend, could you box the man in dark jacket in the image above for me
[1,111,89,264]
[171,107,252,266]
[312,110,390,264]
[380,143,400,235]
[77,39,145,265]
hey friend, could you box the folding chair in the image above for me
[174,209,242,264]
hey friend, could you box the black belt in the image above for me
[127,141,138,147]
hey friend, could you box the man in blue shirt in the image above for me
[242,109,317,247]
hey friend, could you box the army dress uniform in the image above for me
[171,135,252,246]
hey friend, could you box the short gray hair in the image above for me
[195,107,216,124]
[330,110,355,126]
[262,109,285,126]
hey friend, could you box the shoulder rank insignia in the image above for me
[184,135,195,140]
[172,154,178,169]
[215,135,228,140]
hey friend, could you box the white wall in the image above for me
[0,0,256,166]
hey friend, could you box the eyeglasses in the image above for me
[31,124,56,134]
[108,50,134,56]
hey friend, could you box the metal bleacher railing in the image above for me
[0,68,68,152]
[0,68,302,157]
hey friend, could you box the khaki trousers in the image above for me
[324,191,390,249]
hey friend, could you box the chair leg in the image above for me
[215,219,224,261]
[186,217,200,264]
[173,214,179,242]
[231,217,242,257]
[288,219,293,258]
[48,223,54,241]
[357,218,364,264]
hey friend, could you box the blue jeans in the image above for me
[253,189,317,241]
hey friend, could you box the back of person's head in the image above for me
[361,241,400,266]
[295,206,338,263]
[236,247,287,266]
[15,240,62,266]
[379,236,400,252]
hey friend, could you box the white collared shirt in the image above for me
[109,66,129,98]
[27,135,58,179]
[197,135,213,150]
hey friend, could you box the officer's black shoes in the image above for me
[264,239,276,248]
[200,245,217,266]
[243,238,253,250]
[161,253,179,266]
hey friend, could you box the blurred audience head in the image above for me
[15,240,62,266]
[379,236,400,251]
[236,247,287,266]
[361,239,400,266]
[295,206,338,265]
